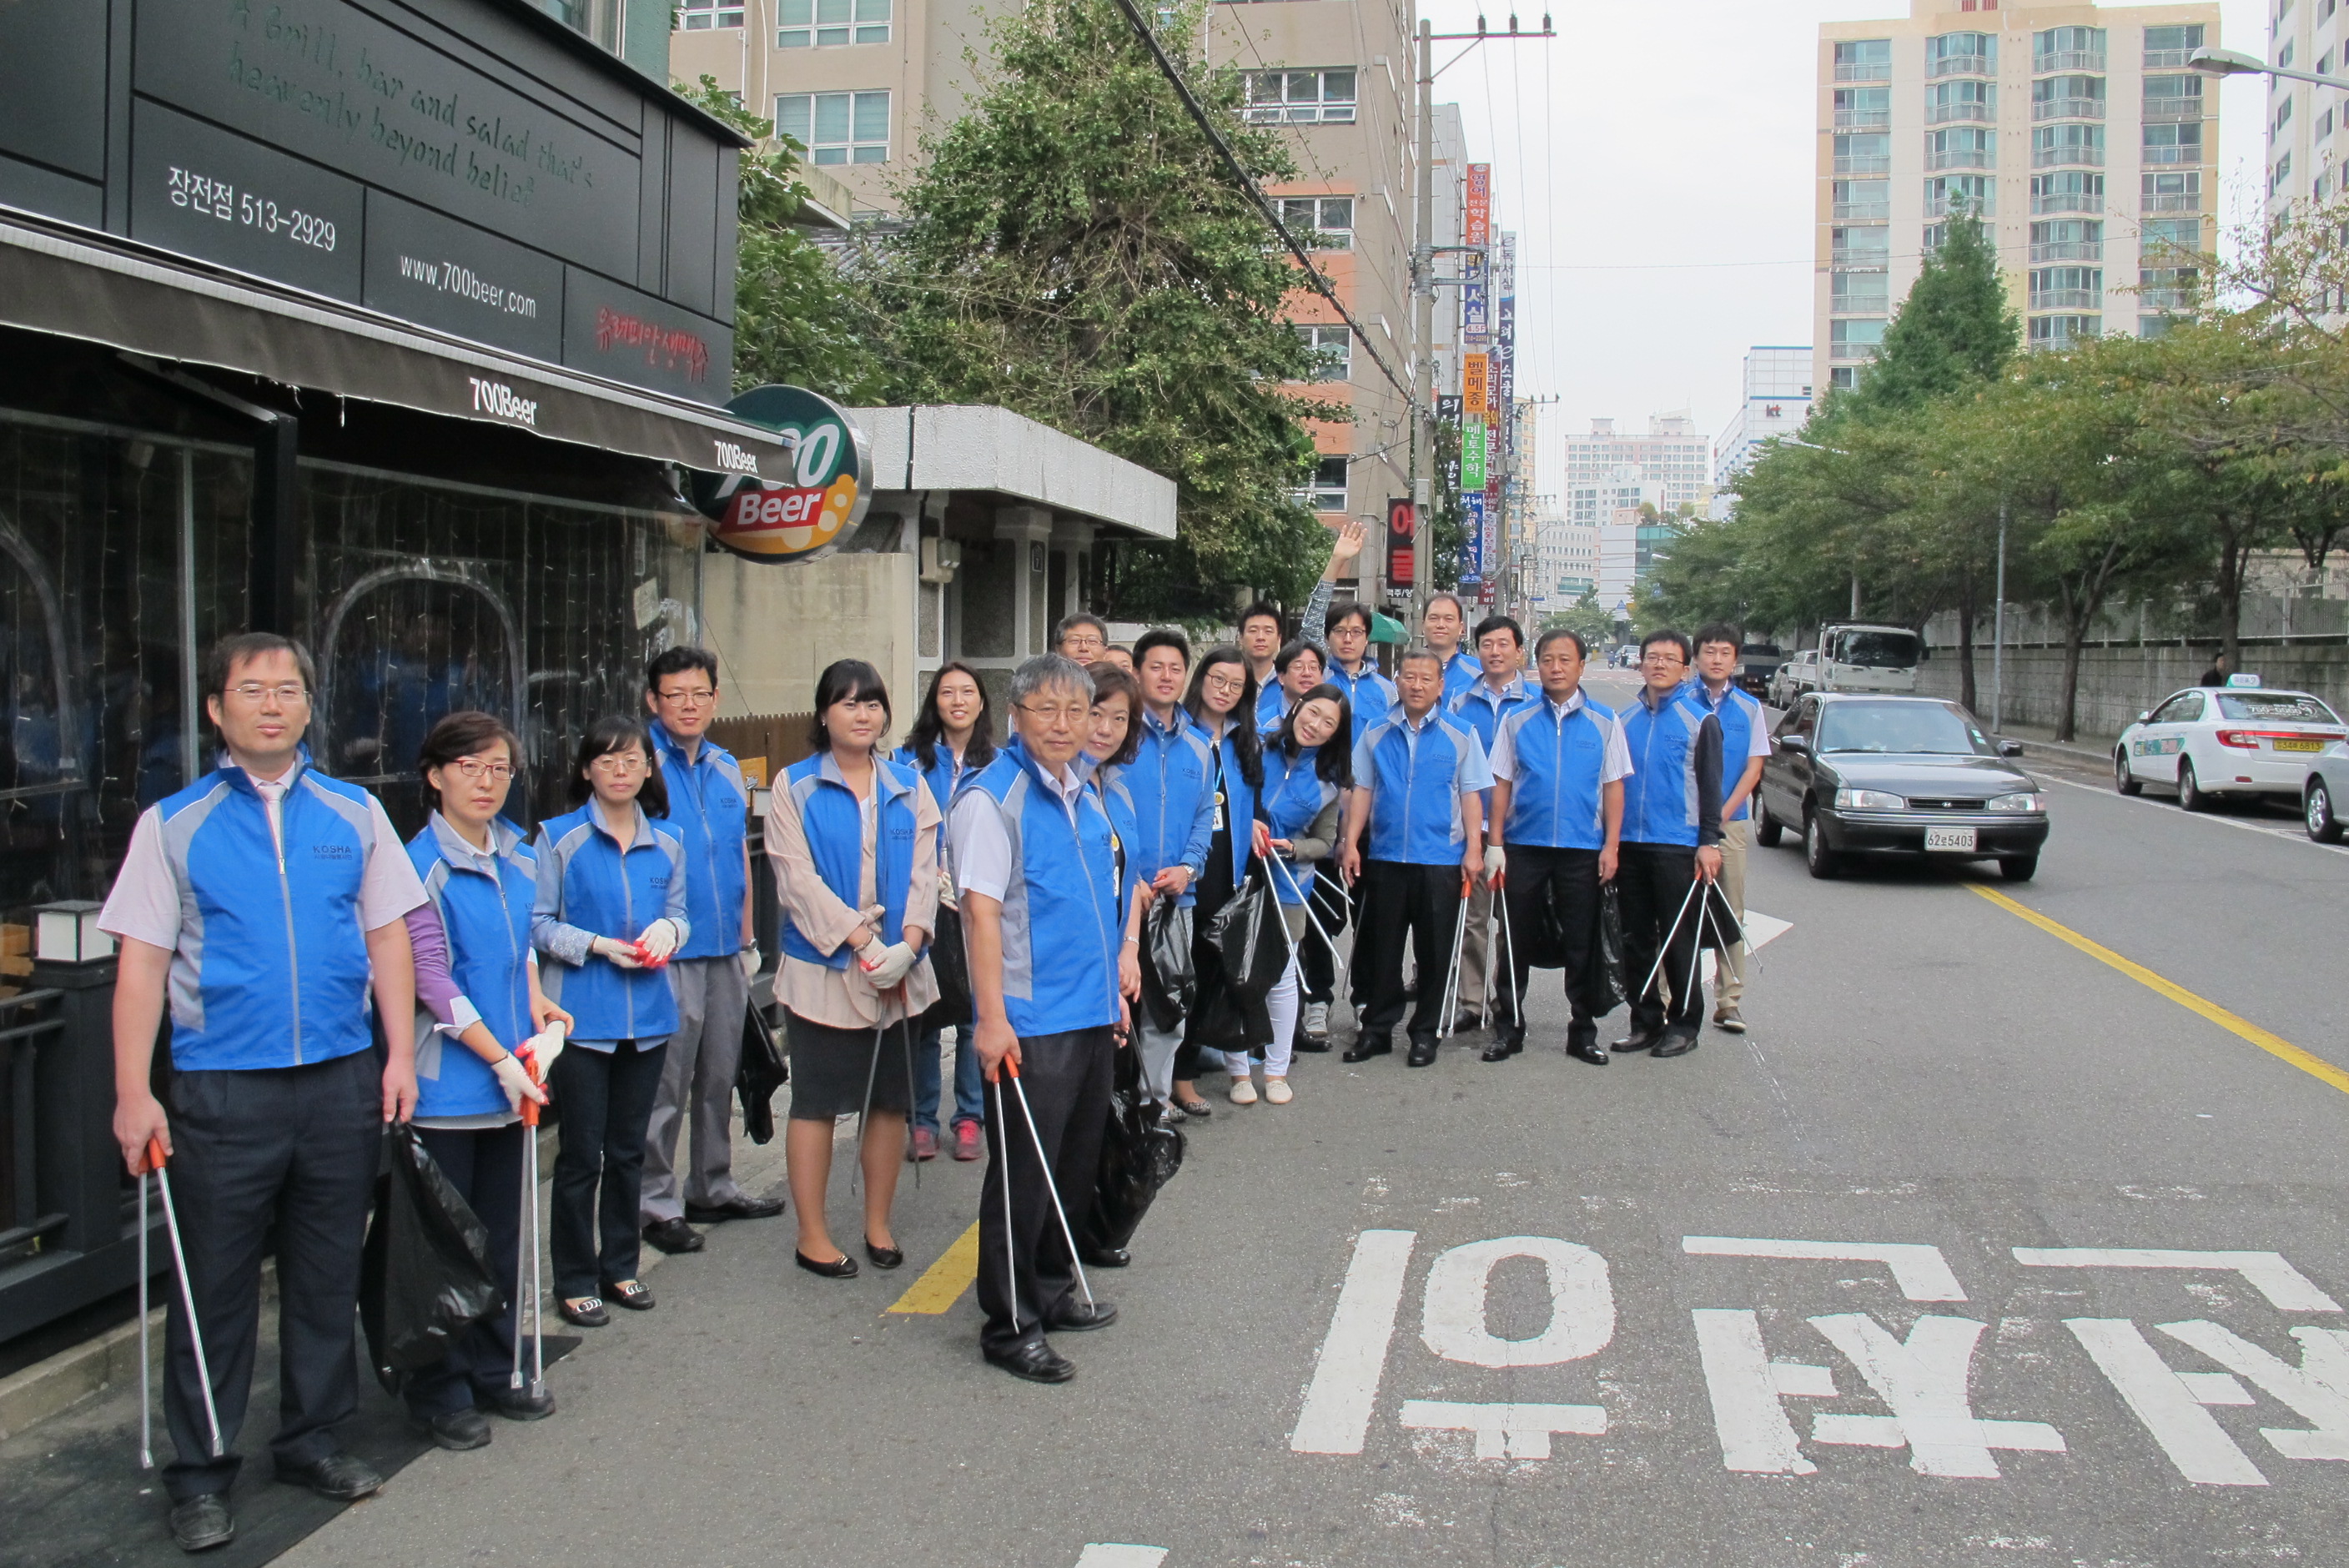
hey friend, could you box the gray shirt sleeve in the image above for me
[530,829,598,967]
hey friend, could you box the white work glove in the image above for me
[490,1053,548,1113]
[633,918,681,965]
[521,1021,566,1083]
[861,939,918,991]
[1485,844,1508,887]
[738,942,761,983]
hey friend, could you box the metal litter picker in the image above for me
[138,1136,222,1469]
[510,1022,562,1402]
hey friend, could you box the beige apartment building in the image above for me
[1816,0,2222,396]
[2262,0,2348,214]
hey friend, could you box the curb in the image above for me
[0,1308,160,1442]
[2005,735,2115,766]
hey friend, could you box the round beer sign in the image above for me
[696,385,873,563]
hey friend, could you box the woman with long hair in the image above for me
[1171,645,1270,1117]
[1235,685,1352,1104]
[766,659,938,1279]
[1084,662,1151,1010]
[531,716,689,1327]
[893,662,995,1163]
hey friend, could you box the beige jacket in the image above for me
[763,751,942,1028]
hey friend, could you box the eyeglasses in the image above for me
[225,682,309,705]
[1642,653,1685,668]
[1203,673,1245,696]
[1016,701,1089,725]
[656,686,716,706]
[1061,634,1105,652]
[447,757,515,783]
[591,754,649,775]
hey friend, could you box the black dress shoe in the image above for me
[1047,1299,1119,1332]
[558,1295,609,1328]
[1340,1034,1392,1063]
[410,1405,493,1450]
[1405,1038,1439,1068]
[1478,1041,1516,1063]
[1292,1037,1334,1053]
[1567,1041,1610,1066]
[1651,1030,1700,1059]
[481,1383,557,1421]
[1080,1246,1131,1269]
[796,1249,859,1279]
[686,1194,785,1223]
[276,1450,385,1502]
[984,1338,1075,1383]
[642,1217,704,1254]
[169,1493,235,1553]
[603,1279,656,1310]
[1613,1026,1662,1053]
[864,1237,904,1269]
[1454,1009,1485,1033]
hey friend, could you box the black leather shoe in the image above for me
[1651,1030,1700,1059]
[1405,1038,1439,1068]
[1454,1009,1484,1033]
[984,1339,1075,1383]
[1478,1041,1516,1063]
[686,1194,785,1223]
[1047,1299,1119,1332]
[864,1237,904,1269]
[558,1295,609,1328]
[410,1405,492,1450]
[169,1494,234,1553]
[1613,1026,1662,1053]
[1341,1034,1392,1063]
[276,1450,385,1502]
[1567,1041,1610,1066]
[481,1384,557,1421]
[1292,1037,1334,1053]
[1080,1246,1131,1268]
[795,1249,859,1279]
[642,1217,704,1254]
[603,1279,656,1310]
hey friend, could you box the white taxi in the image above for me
[2113,676,2348,812]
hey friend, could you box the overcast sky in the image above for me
[1421,0,2271,501]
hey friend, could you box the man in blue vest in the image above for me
[1339,647,1491,1068]
[1693,625,1773,1034]
[1114,629,1216,1112]
[951,654,1129,1384]
[638,648,781,1259]
[101,634,427,1554]
[1421,591,1483,702]
[1615,630,1725,1059]
[1446,615,1536,1032]
[1484,628,1630,1064]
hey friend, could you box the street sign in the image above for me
[1386,497,1415,590]
[693,385,871,564]
[1466,163,1491,248]
[1461,420,1486,491]
[1463,354,1489,417]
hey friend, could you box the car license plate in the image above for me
[2274,738,2325,753]
[1924,827,1977,852]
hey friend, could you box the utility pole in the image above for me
[1991,499,2008,733]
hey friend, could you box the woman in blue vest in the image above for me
[766,660,939,1279]
[1240,683,1352,1104]
[1083,662,1152,1004]
[893,662,994,1164]
[401,711,571,1445]
[1174,646,1270,1117]
[531,718,691,1328]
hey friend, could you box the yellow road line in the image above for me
[1968,882,2349,1096]
[887,1221,980,1314]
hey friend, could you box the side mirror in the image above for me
[1999,740,2025,758]
[2137,711,2152,724]
[1778,734,1810,756]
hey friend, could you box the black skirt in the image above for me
[786,1011,916,1121]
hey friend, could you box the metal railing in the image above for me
[2030,288,2103,310]
[2033,50,2105,73]
[1832,245,1891,267]
[2138,288,2195,311]
[2032,193,2104,214]
[1833,62,1892,82]
[2032,145,2103,168]
[1926,54,1995,78]
[1833,108,1891,129]
[2142,99,2205,123]
[2034,98,2106,120]
[1927,103,1995,124]
[1929,148,1995,169]
[1829,340,1883,361]
[1834,153,1892,174]
[1831,287,1892,311]
[2140,144,2203,165]
[0,991,68,1267]
[2143,48,2197,68]
[1927,194,1996,217]
[2143,192,2203,212]
[1832,201,1891,221]
[2030,240,2104,262]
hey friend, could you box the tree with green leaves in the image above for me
[1840,201,2019,418]
[1542,586,1617,650]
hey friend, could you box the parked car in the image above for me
[2302,747,2349,842]
[1768,650,1819,708]
[1815,623,1924,695]
[1754,692,2050,881]
[1737,643,1784,699]
[2111,681,2347,812]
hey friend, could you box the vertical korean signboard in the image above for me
[1465,163,1491,248]
[1462,353,1490,419]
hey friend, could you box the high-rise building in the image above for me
[1714,346,1815,494]
[2263,0,2344,215]
[1816,0,2223,395]
[1563,415,1711,513]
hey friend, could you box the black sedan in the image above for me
[1753,694,2051,881]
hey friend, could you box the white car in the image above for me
[1768,650,1819,708]
[2113,682,2348,811]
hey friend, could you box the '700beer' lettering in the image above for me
[466,376,538,427]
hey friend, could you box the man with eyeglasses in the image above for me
[1055,613,1111,666]
[1690,624,1770,1034]
[99,633,427,1552]
[1614,630,1725,1061]
[1114,628,1216,1110]
[638,647,780,1259]
[950,654,1129,1383]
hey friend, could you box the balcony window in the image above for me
[1829,366,1860,391]
[1831,319,1886,360]
[2032,123,2104,168]
[775,90,891,164]
[1834,39,1893,82]
[2276,98,2295,136]
[2140,123,2204,168]
[777,0,891,48]
[2029,266,2102,310]
[1280,196,1354,249]
[2143,75,2205,122]
[2034,26,2107,74]
[2140,216,2204,259]
[2142,172,2203,213]
[1832,225,1891,266]
[2280,41,2296,71]
[1926,32,1996,78]
[2272,153,2296,196]
[1835,133,1891,175]
[1245,68,1357,124]
[1832,270,1891,311]
[677,0,745,27]
[1832,178,1889,221]
[1929,127,1995,170]
[2034,75,2106,121]
[2030,219,2104,262]
[1295,455,1349,513]
[2139,267,2199,311]
[1292,324,1351,383]
[2028,314,2100,348]
[1926,173,1995,217]
[1927,79,1995,124]
[2031,170,2104,214]
[1833,87,1891,129]
[2143,23,2205,68]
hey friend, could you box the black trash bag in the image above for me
[919,904,972,1028]
[1520,881,1568,970]
[1079,1040,1186,1255]
[1191,867,1290,1050]
[1592,882,1629,1013]
[1139,897,1195,1033]
[737,1005,790,1146]
[360,1123,506,1395]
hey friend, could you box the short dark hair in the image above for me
[1054,612,1109,649]
[1693,622,1742,655]
[646,646,720,693]
[1239,601,1284,634]
[568,716,667,817]
[809,659,892,750]
[1472,615,1524,649]
[204,632,315,699]
[1274,640,1326,678]
[1397,645,1445,673]
[1424,592,1466,621]
[1088,664,1143,767]
[1132,627,1193,668]
[418,711,521,812]
[1272,683,1355,788]
[1535,626,1588,661]
[1326,601,1376,636]
[1640,629,1693,666]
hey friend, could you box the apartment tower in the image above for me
[1817,0,2222,397]
[2262,0,2346,214]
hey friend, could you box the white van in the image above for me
[1817,623,1923,694]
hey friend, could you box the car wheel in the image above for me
[1803,810,1839,880]
[1753,793,1784,847]
[1999,853,2039,882]
[2307,778,2345,844]
[2113,747,2142,797]
[2178,758,2209,812]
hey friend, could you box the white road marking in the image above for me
[1690,1308,1823,1475]
[2012,1248,2344,1312]
[1683,1236,1969,1302]
[1809,1314,2066,1479]
[2045,775,2349,858]
[2157,1320,2349,1461]
[1743,910,1794,950]
[1397,1400,1607,1459]
[1074,1547,1169,1567]
[2063,1318,2269,1485]
[1290,1229,1416,1455]
[1420,1237,1614,1369]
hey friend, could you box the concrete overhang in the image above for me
[853,405,1177,540]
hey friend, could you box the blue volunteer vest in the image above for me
[1693,682,1765,822]
[649,723,750,960]
[1620,686,1713,847]
[408,815,538,1119]
[1496,698,1619,851]
[1328,661,1395,744]
[532,805,687,1042]
[1361,711,1482,865]
[777,751,920,967]
[1259,746,1340,906]
[1112,708,1215,906]
[957,740,1123,1037]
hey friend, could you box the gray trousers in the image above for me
[639,955,749,1223]
[1137,1017,1183,1108]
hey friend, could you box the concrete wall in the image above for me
[1916,641,2349,742]
[701,549,918,719]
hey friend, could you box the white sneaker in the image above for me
[1303,1002,1330,1040]
[1263,1077,1293,1104]
[1229,1075,1259,1105]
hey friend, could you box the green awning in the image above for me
[1370,611,1410,645]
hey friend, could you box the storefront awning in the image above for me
[0,211,793,479]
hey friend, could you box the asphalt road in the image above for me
[284,670,2349,1568]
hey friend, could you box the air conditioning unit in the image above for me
[919,536,963,585]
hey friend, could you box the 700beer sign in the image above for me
[692,384,873,564]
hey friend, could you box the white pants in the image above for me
[1224,952,1301,1081]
